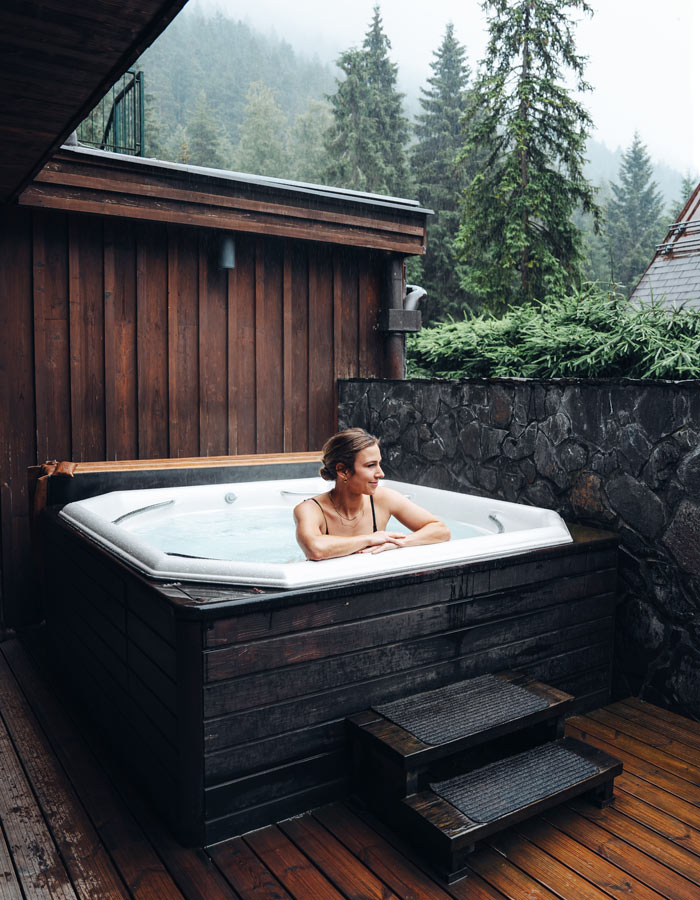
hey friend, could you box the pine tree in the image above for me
[287,99,332,183]
[411,24,472,322]
[234,81,290,178]
[324,6,411,196]
[458,0,599,309]
[607,133,665,292]
[184,90,233,168]
[669,174,698,221]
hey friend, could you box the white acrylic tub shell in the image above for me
[58,477,572,589]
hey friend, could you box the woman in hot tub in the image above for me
[294,428,450,560]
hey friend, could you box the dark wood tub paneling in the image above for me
[43,491,618,846]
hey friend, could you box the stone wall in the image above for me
[339,377,700,721]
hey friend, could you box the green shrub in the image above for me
[407,288,700,380]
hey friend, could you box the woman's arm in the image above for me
[294,500,407,560]
[357,488,450,554]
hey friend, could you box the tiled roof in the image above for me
[631,181,700,309]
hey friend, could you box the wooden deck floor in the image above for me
[1,633,699,900]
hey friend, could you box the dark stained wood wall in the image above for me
[0,205,387,626]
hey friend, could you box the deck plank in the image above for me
[314,803,456,900]
[566,717,700,806]
[0,638,187,900]
[243,825,346,900]
[280,813,404,900]
[0,651,128,900]
[0,711,77,900]
[515,815,668,900]
[609,701,700,751]
[570,714,700,784]
[619,698,700,740]
[208,837,291,900]
[6,638,238,900]
[616,772,700,831]
[587,708,700,768]
[541,806,698,900]
[466,844,562,899]
[609,790,700,857]
[0,821,24,900]
[487,829,613,900]
[568,798,700,884]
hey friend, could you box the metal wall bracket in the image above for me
[378,308,422,333]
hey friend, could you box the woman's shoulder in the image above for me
[373,485,403,506]
[294,493,327,517]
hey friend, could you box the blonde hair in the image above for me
[319,428,379,481]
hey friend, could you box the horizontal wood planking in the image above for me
[204,567,616,682]
[1,201,388,624]
[203,595,615,753]
[204,545,617,646]
[23,153,428,255]
[203,608,613,719]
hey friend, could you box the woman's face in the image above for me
[342,443,384,494]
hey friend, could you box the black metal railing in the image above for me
[77,70,145,156]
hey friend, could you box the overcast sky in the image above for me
[192,0,699,177]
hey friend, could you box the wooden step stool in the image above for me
[347,672,622,883]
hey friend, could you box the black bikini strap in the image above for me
[370,495,377,532]
[309,497,329,534]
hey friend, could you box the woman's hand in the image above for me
[356,531,407,554]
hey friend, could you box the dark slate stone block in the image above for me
[433,412,458,457]
[480,426,508,461]
[569,471,605,519]
[667,643,700,720]
[663,500,700,575]
[606,474,666,540]
[502,422,537,460]
[617,424,652,477]
[533,431,568,490]
[643,440,681,490]
[540,412,571,447]
[380,417,401,445]
[522,480,555,509]
[636,388,677,441]
[488,384,514,428]
[519,458,537,484]
[677,445,700,493]
[558,440,588,473]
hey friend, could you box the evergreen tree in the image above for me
[184,90,233,168]
[458,0,599,309]
[234,81,290,178]
[574,183,615,286]
[607,133,665,292]
[287,99,332,183]
[163,123,189,163]
[411,24,472,323]
[669,173,698,220]
[324,6,411,196]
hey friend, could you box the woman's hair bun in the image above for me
[319,465,334,481]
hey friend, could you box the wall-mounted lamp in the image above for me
[219,234,236,269]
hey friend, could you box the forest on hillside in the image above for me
[132,5,698,322]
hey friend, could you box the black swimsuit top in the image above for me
[309,495,377,534]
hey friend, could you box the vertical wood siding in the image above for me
[0,207,387,625]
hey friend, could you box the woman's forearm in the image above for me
[304,532,377,561]
[397,521,451,548]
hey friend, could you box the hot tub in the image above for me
[57,477,572,589]
[39,453,617,847]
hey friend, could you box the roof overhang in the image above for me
[19,147,430,254]
[0,0,190,205]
